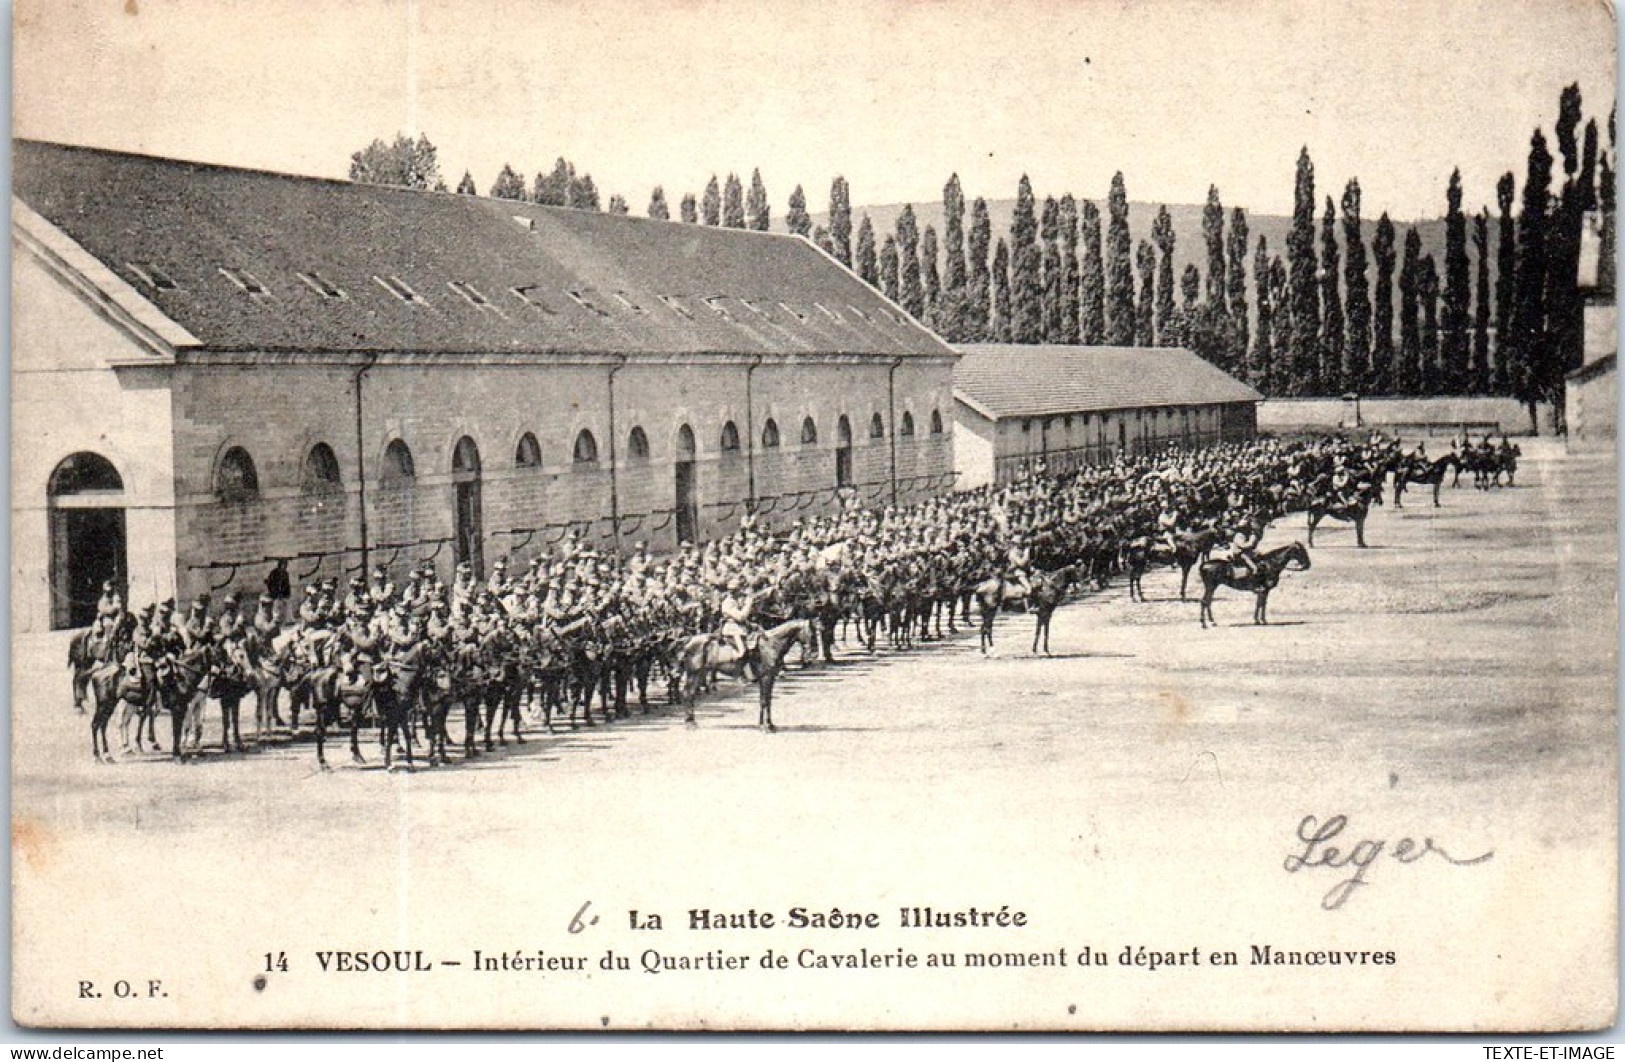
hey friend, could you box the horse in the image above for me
[1029,565,1080,656]
[674,618,814,729]
[87,657,149,763]
[973,573,1029,654]
[1197,541,1312,629]
[1305,479,1383,548]
[1120,528,1222,602]
[156,644,214,761]
[1392,453,1459,508]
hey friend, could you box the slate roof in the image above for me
[12,139,952,360]
[954,344,1263,420]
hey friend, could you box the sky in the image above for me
[11,0,1620,221]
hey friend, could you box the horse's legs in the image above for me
[349,700,365,764]
[1307,513,1319,548]
[758,669,776,732]
[1355,515,1367,548]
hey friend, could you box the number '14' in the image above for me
[264,952,289,973]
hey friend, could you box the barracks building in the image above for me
[12,140,958,631]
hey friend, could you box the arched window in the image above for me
[869,412,885,439]
[720,421,741,454]
[50,452,123,496]
[380,439,415,485]
[676,424,697,460]
[761,418,781,448]
[572,429,599,465]
[900,412,915,436]
[627,426,650,460]
[800,417,818,445]
[837,415,853,445]
[930,409,944,435]
[302,442,341,493]
[215,446,259,501]
[514,432,541,468]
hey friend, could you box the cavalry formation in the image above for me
[67,430,1521,769]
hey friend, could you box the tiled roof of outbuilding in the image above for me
[12,139,952,360]
[954,343,1263,419]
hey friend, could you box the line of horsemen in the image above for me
[72,429,1520,767]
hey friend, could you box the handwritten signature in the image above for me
[1284,814,1494,910]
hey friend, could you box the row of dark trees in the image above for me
[350,85,1614,416]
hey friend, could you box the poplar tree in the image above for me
[1372,215,1397,394]
[1059,195,1081,344]
[1227,208,1250,375]
[1341,181,1371,395]
[1321,197,1344,392]
[968,198,992,340]
[455,171,477,195]
[856,215,879,287]
[1040,196,1062,341]
[829,177,853,267]
[1135,240,1156,347]
[1079,200,1106,344]
[1510,130,1553,423]
[1202,187,1228,318]
[1473,210,1492,392]
[1011,178,1043,341]
[991,238,1012,342]
[490,164,526,201]
[1398,228,1423,395]
[746,169,770,231]
[897,205,924,318]
[1494,173,1517,394]
[879,234,900,302]
[1152,206,1177,346]
[1269,257,1292,392]
[1176,264,1201,349]
[786,185,811,238]
[648,186,670,220]
[942,174,968,337]
[1601,107,1617,294]
[571,174,599,211]
[607,194,629,215]
[1252,236,1274,391]
[1288,148,1321,395]
[702,176,721,225]
[722,173,745,228]
[813,225,834,255]
[680,194,698,224]
[1106,174,1135,345]
[535,158,572,206]
[1419,254,1441,394]
[922,225,942,324]
[1441,169,1472,393]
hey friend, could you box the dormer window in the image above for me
[219,267,268,296]
[778,302,808,321]
[742,300,772,320]
[375,275,425,304]
[812,302,841,322]
[568,290,610,317]
[448,281,490,308]
[511,285,558,313]
[703,296,733,321]
[298,271,346,299]
[612,291,646,314]
[128,262,179,291]
[658,294,693,319]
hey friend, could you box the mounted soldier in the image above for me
[719,578,758,660]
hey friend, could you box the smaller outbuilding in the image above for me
[952,344,1263,488]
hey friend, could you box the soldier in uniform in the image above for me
[719,578,756,659]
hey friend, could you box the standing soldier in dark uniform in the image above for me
[265,559,292,623]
